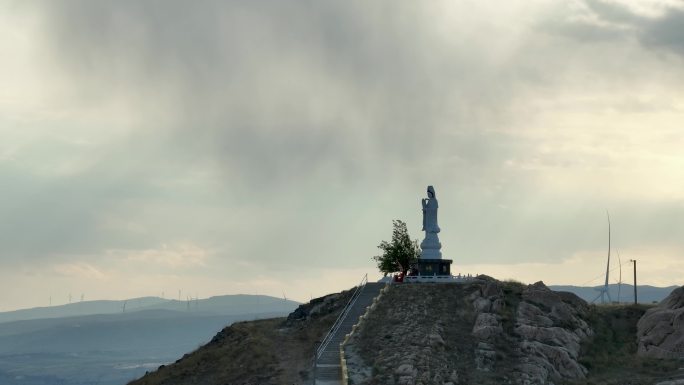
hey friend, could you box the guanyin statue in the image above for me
[420,185,442,259]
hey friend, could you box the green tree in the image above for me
[373,220,420,276]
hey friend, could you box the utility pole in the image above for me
[630,259,637,304]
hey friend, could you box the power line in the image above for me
[580,260,633,287]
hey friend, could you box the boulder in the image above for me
[473,297,491,312]
[482,281,504,298]
[519,340,587,379]
[472,313,503,340]
[474,342,497,372]
[513,282,591,384]
[637,286,684,359]
[514,324,581,358]
[395,363,415,376]
[517,302,554,328]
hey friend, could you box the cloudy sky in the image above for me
[1,0,683,311]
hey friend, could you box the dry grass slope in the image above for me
[568,304,682,385]
[128,289,353,385]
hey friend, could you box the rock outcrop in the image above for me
[344,279,594,385]
[515,282,593,384]
[343,284,478,385]
[637,286,684,359]
[468,279,505,373]
[468,279,593,385]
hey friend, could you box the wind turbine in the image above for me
[616,250,623,304]
[592,211,612,304]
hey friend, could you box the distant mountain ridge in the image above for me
[549,284,678,304]
[0,294,299,324]
[0,294,300,385]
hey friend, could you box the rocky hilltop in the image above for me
[129,280,684,385]
[344,278,594,384]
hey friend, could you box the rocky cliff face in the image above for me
[344,278,594,385]
[508,282,593,384]
[637,286,684,359]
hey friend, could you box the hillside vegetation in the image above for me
[571,304,681,385]
[128,289,353,385]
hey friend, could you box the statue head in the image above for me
[427,185,436,198]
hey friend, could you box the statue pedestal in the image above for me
[420,231,442,259]
[414,258,453,276]
[416,231,452,277]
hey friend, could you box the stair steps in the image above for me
[313,282,385,384]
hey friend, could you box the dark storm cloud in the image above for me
[0,128,242,265]
[0,138,183,261]
[553,0,684,58]
[584,0,648,25]
[5,0,527,270]
[26,0,523,187]
[0,165,101,258]
[2,0,683,276]
[641,8,684,55]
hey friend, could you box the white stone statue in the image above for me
[420,185,442,259]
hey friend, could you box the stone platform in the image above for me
[404,275,474,283]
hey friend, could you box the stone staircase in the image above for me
[313,281,385,385]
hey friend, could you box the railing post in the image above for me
[312,359,316,385]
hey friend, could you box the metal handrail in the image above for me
[340,281,389,385]
[315,273,368,360]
